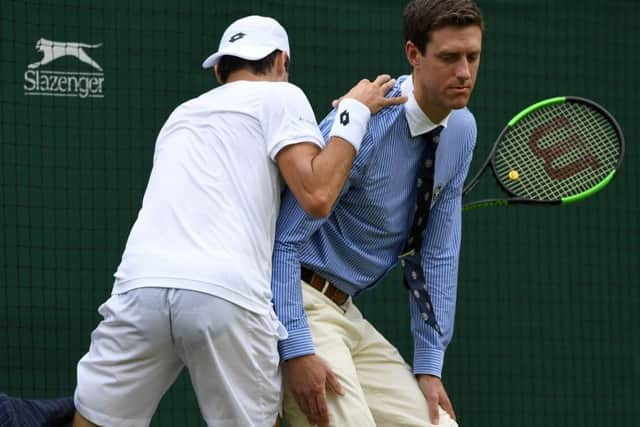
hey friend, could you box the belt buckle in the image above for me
[398,248,415,260]
[320,279,331,294]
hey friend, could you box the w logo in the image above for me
[28,38,103,71]
[528,115,601,180]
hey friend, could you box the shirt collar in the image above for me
[401,76,451,137]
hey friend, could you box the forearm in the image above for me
[272,194,333,360]
[279,99,369,218]
[412,192,462,376]
[410,296,450,377]
[272,240,316,357]
[300,136,357,217]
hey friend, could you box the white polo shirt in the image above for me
[112,81,324,315]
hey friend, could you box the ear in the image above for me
[275,51,288,79]
[214,65,223,84]
[405,41,421,69]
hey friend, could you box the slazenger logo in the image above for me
[24,38,104,99]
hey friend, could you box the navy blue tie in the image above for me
[400,126,443,336]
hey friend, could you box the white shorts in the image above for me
[75,287,285,427]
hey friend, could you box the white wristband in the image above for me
[328,98,371,153]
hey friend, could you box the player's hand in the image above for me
[337,74,407,114]
[284,354,344,427]
[417,374,456,425]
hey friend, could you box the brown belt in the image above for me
[301,267,349,306]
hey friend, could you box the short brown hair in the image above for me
[403,0,484,53]
[216,49,289,83]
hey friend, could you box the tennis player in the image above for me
[272,0,484,426]
[72,15,406,427]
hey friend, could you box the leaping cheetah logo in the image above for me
[28,38,103,71]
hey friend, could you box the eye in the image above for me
[440,54,458,63]
[468,53,480,62]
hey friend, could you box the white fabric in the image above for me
[202,15,290,68]
[328,98,371,153]
[401,77,451,136]
[113,80,323,316]
[75,288,284,427]
[282,284,458,427]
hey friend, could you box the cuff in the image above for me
[413,347,445,378]
[278,327,315,361]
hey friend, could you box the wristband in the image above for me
[328,98,371,153]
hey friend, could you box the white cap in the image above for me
[202,15,290,69]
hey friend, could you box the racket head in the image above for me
[490,96,624,204]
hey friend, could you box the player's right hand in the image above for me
[284,354,344,427]
[340,74,407,114]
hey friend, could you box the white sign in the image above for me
[24,38,104,98]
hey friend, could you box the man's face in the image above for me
[407,25,482,122]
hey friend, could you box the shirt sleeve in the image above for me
[272,108,361,360]
[272,103,379,359]
[262,83,325,161]
[271,191,329,360]
[411,115,477,377]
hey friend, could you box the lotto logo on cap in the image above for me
[202,15,290,68]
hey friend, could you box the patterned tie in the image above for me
[400,126,444,336]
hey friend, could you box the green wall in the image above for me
[1,1,638,425]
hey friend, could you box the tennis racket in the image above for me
[462,96,624,212]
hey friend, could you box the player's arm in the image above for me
[276,75,406,218]
[411,179,464,425]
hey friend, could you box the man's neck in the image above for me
[411,75,450,124]
[226,69,281,83]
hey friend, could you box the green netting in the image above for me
[1,1,638,426]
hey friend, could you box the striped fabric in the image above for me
[272,75,477,377]
[0,393,74,427]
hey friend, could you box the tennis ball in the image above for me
[508,170,519,180]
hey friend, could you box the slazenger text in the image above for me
[24,70,104,98]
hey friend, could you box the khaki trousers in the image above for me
[283,283,458,427]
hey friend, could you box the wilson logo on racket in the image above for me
[462,96,624,211]
[528,115,601,180]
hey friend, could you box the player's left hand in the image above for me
[284,354,344,427]
[417,374,456,425]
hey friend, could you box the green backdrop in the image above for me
[1,1,638,425]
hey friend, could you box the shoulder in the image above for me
[448,107,477,130]
[267,82,309,100]
[447,107,478,142]
[444,107,478,153]
[367,77,408,129]
[368,74,410,125]
[262,82,314,116]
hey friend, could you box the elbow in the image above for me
[299,191,334,218]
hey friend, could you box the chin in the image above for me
[448,96,471,110]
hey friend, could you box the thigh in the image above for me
[354,320,457,427]
[283,286,376,427]
[74,288,183,427]
[171,290,283,427]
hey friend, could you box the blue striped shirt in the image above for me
[272,75,477,376]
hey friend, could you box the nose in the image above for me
[456,58,471,82]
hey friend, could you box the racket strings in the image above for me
[494,102,620,201]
